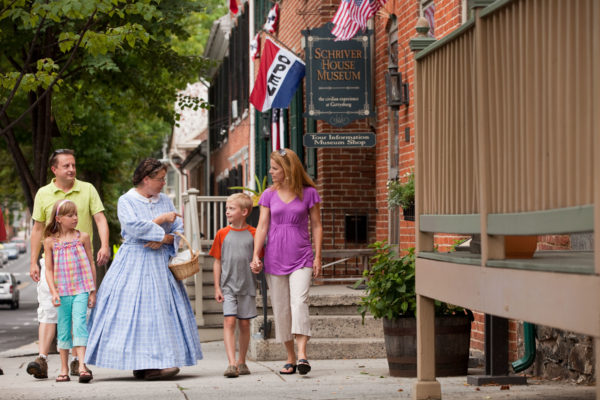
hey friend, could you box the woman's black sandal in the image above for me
[279,363,297,374]
[297,359,311,375]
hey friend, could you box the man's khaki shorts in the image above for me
[37,259,57,324]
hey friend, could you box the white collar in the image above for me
[128,188,161,203]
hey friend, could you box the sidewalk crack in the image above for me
[254,361,286,382]
[177,383,190,400]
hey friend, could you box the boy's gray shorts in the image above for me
[223,293,257,319]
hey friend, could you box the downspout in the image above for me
[511,322,536,373]
[198,79,211,196]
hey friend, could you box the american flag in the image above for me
[331,0,387,41]
[423,3,435,37]
[263,3,279,34]
[271,108,285,151]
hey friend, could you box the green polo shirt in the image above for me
[32,178,105,244]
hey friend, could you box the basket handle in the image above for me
[175,232,197,255]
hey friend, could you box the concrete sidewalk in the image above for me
[0,341,595,400]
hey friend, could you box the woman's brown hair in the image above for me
[132,158,167,186]
[270,148,316,200]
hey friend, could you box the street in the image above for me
[0,246,38,352]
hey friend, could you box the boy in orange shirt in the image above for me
[209,193,262,377]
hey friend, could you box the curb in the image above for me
[0,342,39,358]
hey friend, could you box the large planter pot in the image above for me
[504,235,537,258]
[382,314,471,377]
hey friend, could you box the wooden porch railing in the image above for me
[411,0,599,398]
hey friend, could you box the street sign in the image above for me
[303,133,375,148]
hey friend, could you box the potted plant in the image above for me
[229,175,268,227]
[356,241,472,377]
[387,172,415,221]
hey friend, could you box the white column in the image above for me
[186,188,204,326]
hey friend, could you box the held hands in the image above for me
[250,257,263,274]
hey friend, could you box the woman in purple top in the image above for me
[252,148,322,375]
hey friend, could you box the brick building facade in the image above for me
[197,0,593,382]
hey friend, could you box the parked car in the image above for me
[0,249,7,267]
[2,243,19,259]
[10,238,27,253]
[0,272,20,309]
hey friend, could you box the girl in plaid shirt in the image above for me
[43,199,96,383]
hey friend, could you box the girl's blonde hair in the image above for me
[270,148,316,199]
[43,199,77,238]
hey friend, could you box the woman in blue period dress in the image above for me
[85,158,202,380]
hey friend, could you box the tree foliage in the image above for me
[0,0,219,241]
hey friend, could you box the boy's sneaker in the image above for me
[223,365,239,378]
[26,356,48,379]
[70,359,79,376]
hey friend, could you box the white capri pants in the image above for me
[266,267,313,343]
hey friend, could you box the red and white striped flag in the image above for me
[249,38,305,112]
[331,0,386,41]
[271,109,285,151]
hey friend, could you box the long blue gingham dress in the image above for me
[85,188,202,370]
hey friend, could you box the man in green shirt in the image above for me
[27,149,110,379]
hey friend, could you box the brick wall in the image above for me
[317,147,377,249]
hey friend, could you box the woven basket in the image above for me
[169,232,199,280]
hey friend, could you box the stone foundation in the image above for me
[527,326,595,384]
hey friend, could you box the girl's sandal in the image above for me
[56,374,70,382]
[78,370,93,383]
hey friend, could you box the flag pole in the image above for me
[260,30,303,58]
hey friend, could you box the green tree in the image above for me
[0,0,213,212]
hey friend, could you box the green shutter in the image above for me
[255,109,269,182]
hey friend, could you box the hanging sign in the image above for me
[303,132,375,148]
[302,23,373,127]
